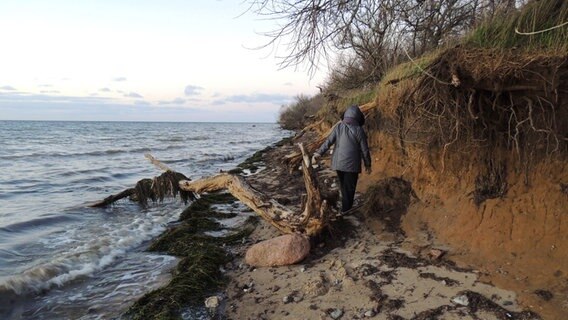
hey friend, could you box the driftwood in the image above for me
[89,155,194,207]
[179,144,334,236]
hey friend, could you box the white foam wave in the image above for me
[0,205,180,296]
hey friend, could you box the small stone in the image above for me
[428,249,446,260]
[364,310,375,317]
[205,296,220,309]
[329,308,344,319]
[242,282,254,293]
[331,183,337,188]
[272,285,281,292]
[336,266,349,280]
[451,294,469,306]
[300,266,306,272]
[283,295,292,304]
[293,295,303,302]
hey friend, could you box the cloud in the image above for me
[124,92,143,98]
[213,93,292,105]
[0,91,113,105]
[184,85,203,96]
[0,85,16,91]
[113,77,127,82]
[99,87,111,92]
[158,97,186,105]
[38,84,53,88]
[283,82,293,86]
[40,90,60,94]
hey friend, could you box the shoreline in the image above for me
[126,129,545,320]
[123,135,294,319]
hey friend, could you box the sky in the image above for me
[0,0,327,122]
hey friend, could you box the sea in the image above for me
[0,120,290,319]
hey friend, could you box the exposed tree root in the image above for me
[90,170,195,207]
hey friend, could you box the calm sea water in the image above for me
[0,120,289,319]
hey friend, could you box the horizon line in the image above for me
[0,119,278,124]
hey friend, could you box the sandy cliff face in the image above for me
[356,131,568,319]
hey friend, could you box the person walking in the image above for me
[312,105,372,213]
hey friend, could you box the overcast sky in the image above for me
[0,0,327,122]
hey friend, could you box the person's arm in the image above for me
[315,124,339,157]
[359,129,372,172]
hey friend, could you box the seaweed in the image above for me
[127,191,257,319]
[125,242,229,320]
[179,192,237,221]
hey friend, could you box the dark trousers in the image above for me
[337,171,359,213]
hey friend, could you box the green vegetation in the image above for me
[127,243,228,320]
[466,0,568,52]
[378,52,439,88]
[126,192,257,319]
[278,94,325,130]
[179,192,236,221]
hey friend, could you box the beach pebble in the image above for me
[451,294,469,306]
[242,282,254,293]
[282,295,292,304]
[205,296,220,309]
[329,308,344,319]
[245,234,310,267]
[293,295,303,303]
[364,310,375,317]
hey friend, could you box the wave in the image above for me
[0,215,77,233]
[0,145,187,161]
[0,207,178,296]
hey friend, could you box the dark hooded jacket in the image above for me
[316,105,371,173]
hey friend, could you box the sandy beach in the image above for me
[213,133,541,320]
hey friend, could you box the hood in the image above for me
[342,105,365,126]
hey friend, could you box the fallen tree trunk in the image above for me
[179,144,334,236]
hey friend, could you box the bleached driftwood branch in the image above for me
[179,143,333,236]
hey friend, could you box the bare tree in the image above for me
[248,0,528,81]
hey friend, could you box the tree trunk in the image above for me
[179,144,333,236]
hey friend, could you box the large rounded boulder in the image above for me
[245,234,310,267]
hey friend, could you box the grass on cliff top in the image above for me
[126,191,257,320]
[466,0,568,53]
